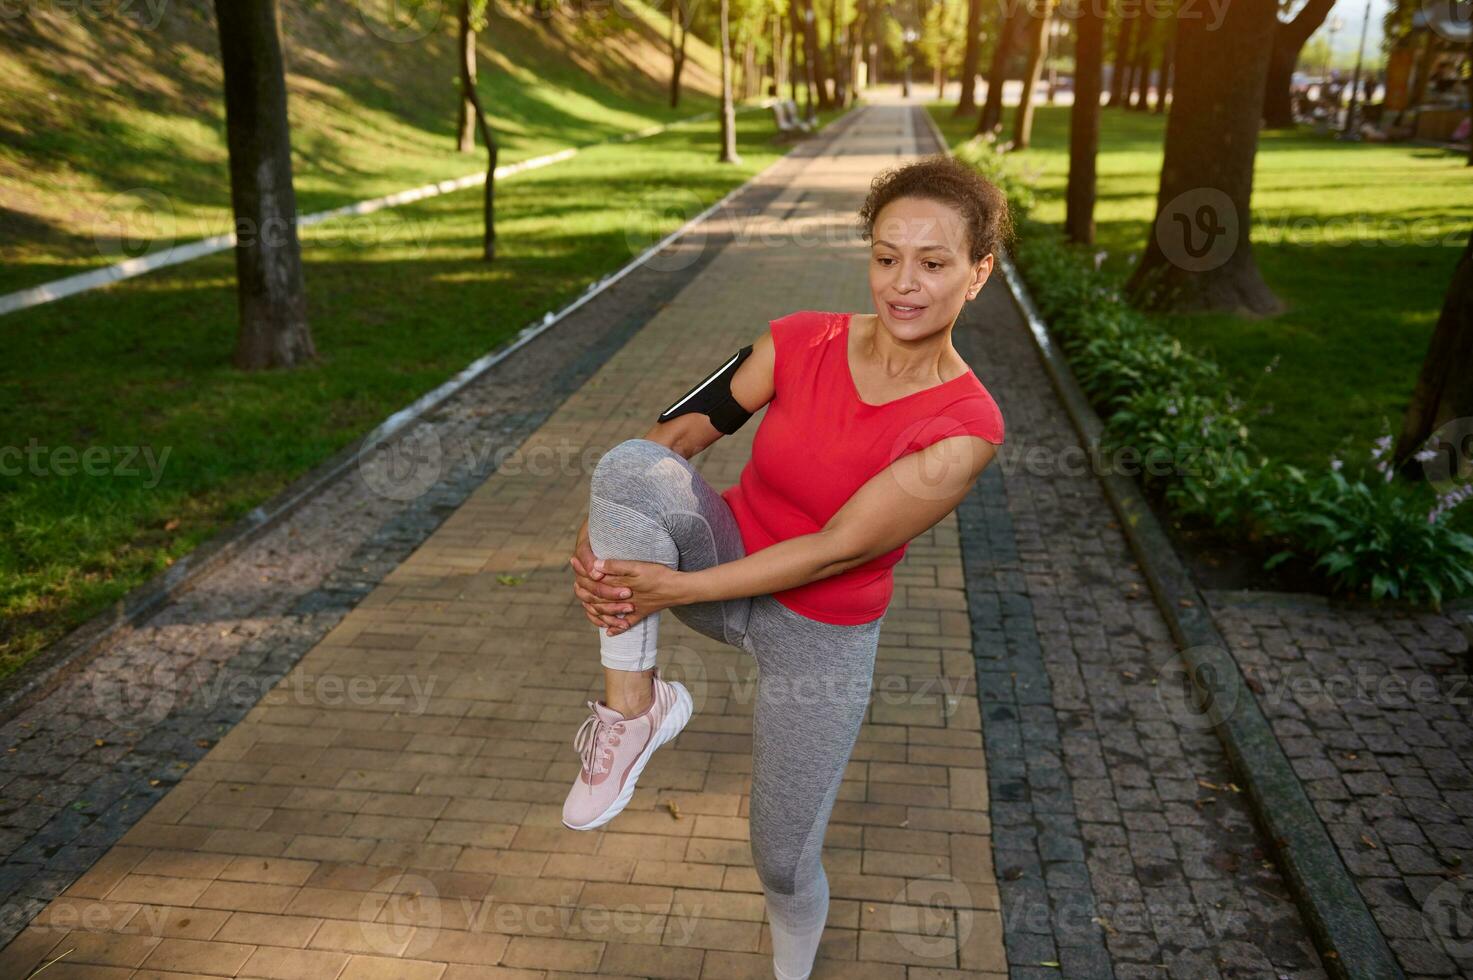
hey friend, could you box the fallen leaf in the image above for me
[665,800,682,820]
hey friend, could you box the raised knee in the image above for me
[592,438,676,492]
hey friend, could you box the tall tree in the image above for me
[977,0,1023,134]
[1107,9,1135,106]
[456,1,479,151]
[1066,0,1106,243]
[670,0,691,108]
[1129,15,1155,109]
[1012,0,1052,147]
[1125,0,1282,314]
[799,0,832,109]
[719,0,742,163]
[953,0,984,113]
[457,0,500,260]
[1154,26,1173,112]
[1395,229,1473,472]
[214,0,315,371]
[1262,0,1336,127]
[829,0,844,104]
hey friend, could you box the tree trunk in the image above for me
[458,0,499,260]
[790,0,802,103]
[670,0,688,108]
[799,0,831,110]
[1107,10,1135,107]
[1154,30,1173,113]
[741,37,755,100]
[1066,0,1106,244]
[1395,228,1473,473]
[457,11,477,151]
[1262,0,1335,127]
[1125,0,1282,315]
[978,2,1022,135]
[719,0,741,163]
[1129,17,1153,110]
[215,0,315,371]
[1409,31,1435,108]
[1013,0,1051,148]
[828,0,842,105]
[775,13,789,99]
[954,0,984,113]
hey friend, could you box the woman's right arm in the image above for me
[570,328,778,630]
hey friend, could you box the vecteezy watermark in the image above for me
[93,188,177,260]
[0,0,168,29]
[1154,644,1242,731]
[623,187,710,273]
[1423,878,1473,961]
[1245,667,1470,711]
[356,868,706,956]
[361,872,442,956]
[886,874,977,961]
[1154,188,1238,273]
[0,439,171,489]
[1419,416,1473,495]
[356,0,443,42]
[79,189,434,263]
[356,429,1254,505]
[1001,890,1250,941]
[91,660,438,727]
[358,423,444,503]
[1421,0,1472,42]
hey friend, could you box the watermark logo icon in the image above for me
[1155,188,1237,272]
[358,424,443,502]
[1155,644,1241,731]
[624,187,707,272]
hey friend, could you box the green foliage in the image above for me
[954,140,1473,609]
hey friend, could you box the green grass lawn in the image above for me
[927,101,1473,482]
[0,105,850,681]
[0,0,738,294]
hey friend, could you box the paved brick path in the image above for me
[0,98,1008,978]
[1206,592,1473,978]
[0,95,825,950]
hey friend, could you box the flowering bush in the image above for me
[969,142,1473,608]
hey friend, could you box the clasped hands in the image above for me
[570,534,689,636]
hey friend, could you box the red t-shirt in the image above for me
[720,310,1006,625]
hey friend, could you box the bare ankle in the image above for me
[604,667,656,717]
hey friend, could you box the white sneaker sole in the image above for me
[561,680,693,831]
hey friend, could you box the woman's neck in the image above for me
[855,313,963,384]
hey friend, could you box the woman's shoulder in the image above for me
[942,373,1006,445]
[768,310,847,363]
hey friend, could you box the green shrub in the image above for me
[960,142,1473,608]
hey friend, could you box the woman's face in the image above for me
[868,195,993,340]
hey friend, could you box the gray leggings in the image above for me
[587,437,885,978]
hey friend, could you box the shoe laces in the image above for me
[573,701,626,784]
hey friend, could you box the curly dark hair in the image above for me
[856,154,1014,265]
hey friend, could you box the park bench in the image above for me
[770,98,814,141]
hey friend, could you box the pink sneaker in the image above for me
[562,667,693,831]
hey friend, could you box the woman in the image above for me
[562,155,1010,980]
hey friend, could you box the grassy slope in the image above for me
[0,0,730,294]
[0,0,847,676]
[928,102,1473,481]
